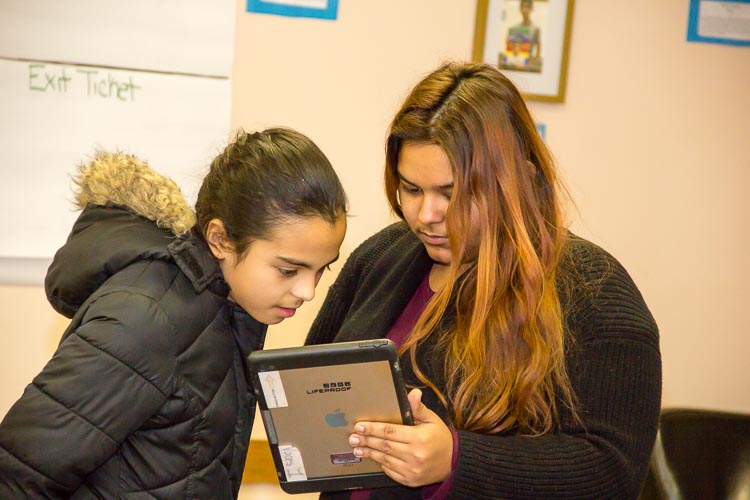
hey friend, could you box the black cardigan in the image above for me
[306,222,661,499]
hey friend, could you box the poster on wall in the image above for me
[687,0,750,46]
[246,0,339,20]
[0,0,235,285]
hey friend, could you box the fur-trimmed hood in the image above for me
[73,151,196,236]
[44,152,210,317]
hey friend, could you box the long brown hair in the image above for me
[385,62,575,435]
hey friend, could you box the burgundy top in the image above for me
[351,273,458,500]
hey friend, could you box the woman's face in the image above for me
[209,214,346,324]
[396,143,479,267]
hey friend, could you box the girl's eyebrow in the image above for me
[276,254,340,270]
[276,256,312,270]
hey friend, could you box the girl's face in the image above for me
[208,214,346,324]
[396,142,479,267]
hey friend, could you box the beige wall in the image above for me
[2,0,749,435]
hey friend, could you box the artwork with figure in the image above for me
[500,0,544,73]
[475,0,573,102]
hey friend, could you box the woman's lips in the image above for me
[421,232,449,246]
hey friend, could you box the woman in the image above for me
[0,128,347,498]
[306,62,661,499]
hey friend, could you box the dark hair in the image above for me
[195,127,347,256]
[385,61,574,435]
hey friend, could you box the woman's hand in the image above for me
[349,388,453,487]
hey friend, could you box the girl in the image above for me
[0,128,347,498]
[306,62,661,499]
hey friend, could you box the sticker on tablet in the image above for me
[278,444,308,481]
[330,452,361,465]
[259,371,288,408]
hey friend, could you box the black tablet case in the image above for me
[247,339,413,494]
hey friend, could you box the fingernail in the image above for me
[353,448,363,457]
[349,436,360,446]
[355,424,364,433]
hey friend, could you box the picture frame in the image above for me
[472,0,574,103]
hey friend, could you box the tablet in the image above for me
[246,339,413,494]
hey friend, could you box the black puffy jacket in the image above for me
[0,154,266,498]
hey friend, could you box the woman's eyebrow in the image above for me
[398,173,453,190]
[397,173,417,186]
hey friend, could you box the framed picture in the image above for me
[472,0,574,103]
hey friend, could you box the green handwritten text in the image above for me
[28,63,141,102]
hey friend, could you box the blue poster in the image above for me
[247,0,339,20]
[687,0,750,46]
[536,123,547,141]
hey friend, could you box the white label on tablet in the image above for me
[259,370,288,408]
[278,445,308,482]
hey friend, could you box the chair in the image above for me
[640,408,750,500]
